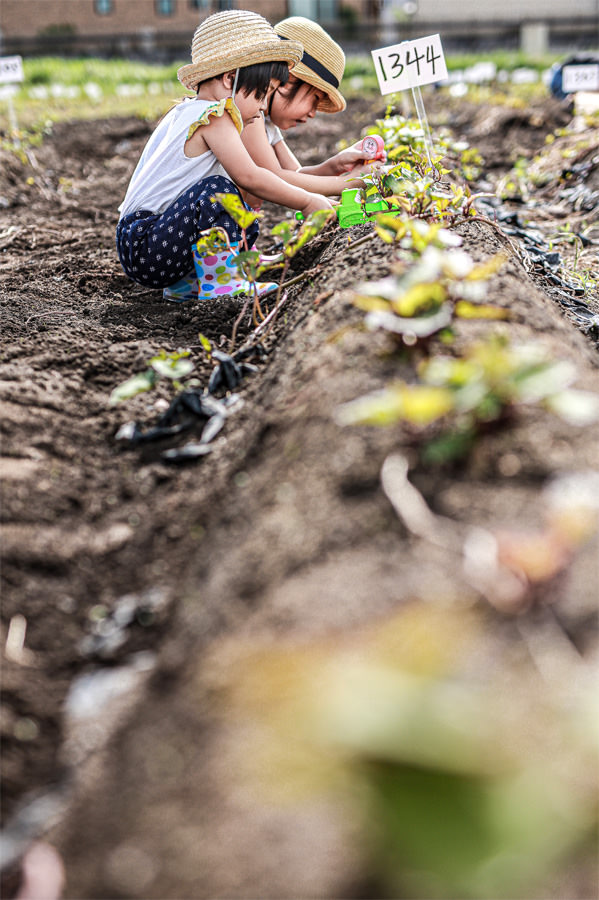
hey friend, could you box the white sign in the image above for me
[371,34,448,95]
[562,64,599,93]
[0,56,24,85]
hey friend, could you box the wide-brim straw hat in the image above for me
[178,10,303,92]
[275,17,346,113]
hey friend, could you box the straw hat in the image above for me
[275,17,346,113]
[178,10,303,92]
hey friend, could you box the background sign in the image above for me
[562,63,599,93]
[0,55,24,84]
[371,34,448,95]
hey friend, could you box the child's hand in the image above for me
[301,194,334,216]
[240,189,262,211]
[247,195,263,212]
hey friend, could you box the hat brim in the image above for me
[178,39,303,92]
[292,59,346,113]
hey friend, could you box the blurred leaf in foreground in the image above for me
[221,603,598,899]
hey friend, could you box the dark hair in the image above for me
[268,77,315,115]
[278,78,305,104]
[238,60,289,99]
[197,60,289,99]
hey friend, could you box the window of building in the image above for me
[94,0,114,14]
[317,0,337,21]
[287,0,337,22]
[156,0,176,15]
[189,0,210,9]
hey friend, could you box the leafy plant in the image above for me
[335,335,599,464]
[222,602,598,899]
[270,207,335,289]
[547,222,599,294]
[456,145,484,182]
[367,112,486,184]
[109,348,194,405]
[353,238,509,345]
[372,163,488,225]
[497,156,534,201]
[211,196,333,347]
[211,193,262,247]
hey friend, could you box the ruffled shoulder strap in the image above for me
[186,98,243,141]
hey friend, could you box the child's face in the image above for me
[236,80,282,125]
[269,76,327,131]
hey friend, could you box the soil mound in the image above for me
[1,94,598,899]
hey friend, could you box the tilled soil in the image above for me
[1,93,598,899]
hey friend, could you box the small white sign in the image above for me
[371,34,448,95]
[562,63,599,93]
[0,55,24,85]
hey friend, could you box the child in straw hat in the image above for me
[241,17,385,205]
[116,10,332,302]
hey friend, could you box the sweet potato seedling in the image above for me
[336,335,599,464]
[109,348,194,405]
[353,238,509,345]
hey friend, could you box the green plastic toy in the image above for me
[335,188,387,228]
[295,135,393,227]
[295,188,398,228]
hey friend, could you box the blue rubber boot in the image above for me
[162,271,198,303]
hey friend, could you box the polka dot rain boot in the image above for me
[192,242,278,301]
[162,271,198,303]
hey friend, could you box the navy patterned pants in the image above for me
[116,176,259,288]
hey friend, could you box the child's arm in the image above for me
[300,141,387,177]
[242,116,365,197]
[192,114,332,216]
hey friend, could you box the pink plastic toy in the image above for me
[361,134,385,161]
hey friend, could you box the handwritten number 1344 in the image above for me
[378,44,442,82]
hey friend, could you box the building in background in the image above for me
[0,0,597,57]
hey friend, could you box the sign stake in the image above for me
[7,93,19,136]
[0,56,25,144]
[410,83,434,168]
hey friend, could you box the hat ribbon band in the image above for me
[279,36,340,89]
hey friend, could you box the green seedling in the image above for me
[192,225,233,256]
[353,238,508,345]
[270,207,335,294]
[454,144,484,182]
[369,113,483,180]
[190,206,333,352]
[336,335,599,464]
[210,194,272,329]
[367,162,486,225]
[373,216,463,252]
[206,197,277,340]
[198,206,333,350]
[302,114,485,229]
[547,224,599,293]
[211,193,261,251]
[361,111,490,223]
[497,156,533,201]
[224,597,598,900]
[198,333,213,360]
[109,348,194,405]
[232,208,334,348]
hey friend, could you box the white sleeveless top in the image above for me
[118,97,243,220]
[264,116,283,147]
